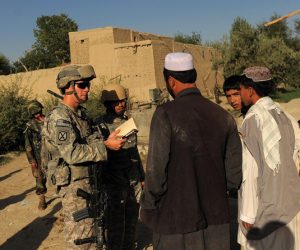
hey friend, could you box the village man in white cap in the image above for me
[140,52,242,250]
[237,66,300,250]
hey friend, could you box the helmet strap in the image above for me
[65,81,85,104]
[64,81,75,95]
[74,92,85,104]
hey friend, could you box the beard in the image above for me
[166,82,175,99]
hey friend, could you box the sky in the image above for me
[1,0,300,62]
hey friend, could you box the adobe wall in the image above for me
[0,67,62,102]
[113,41,157,103]
[69,26,222,101]
[70,27,158,103]
[0,27,223,103]
[152,41,223,96]
[69,27,115,75]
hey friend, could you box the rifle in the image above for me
[73,163,108,249]
[47,89,63,100]
[47,89,87,110]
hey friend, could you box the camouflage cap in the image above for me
[243,66,272,82]
[28,100,43,116]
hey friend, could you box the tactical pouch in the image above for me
[47,159,58,187]
[52,164,70,186]
[47,159,70,187]
[69,166,89,181]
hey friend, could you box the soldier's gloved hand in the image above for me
[31,162,39,178]
[104,129,126,151]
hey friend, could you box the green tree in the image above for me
[207,36,230,71]
[290,18,300,52]
[210,15,300,88]
[223,17,258,77]
[174,31,202,45]
[14,14,78,72]
[13,49,45,72]
[34,14,78,64]
[295,18,300,35]
[258,14,291,40]
[0,79,32,153]
[258,14,300,52]
[0,54,12,75]
[256,35,300,87]
[85,80,106,120]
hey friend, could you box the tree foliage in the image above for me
[256,35,300,87]
[14,14,78,72]
[295,18,300,35]
[85,80,106,120]
[206,36,229,71]
[0,54,12,75]
[223,17,258,77]
[214,15,300,88]
[174,32,202,45]
[0,78,33,153]
[13,49,45,72]
[258,14,291,41]
[258,15,300,52]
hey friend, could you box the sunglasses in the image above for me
[112,99,126,104]
[76,81,91,89]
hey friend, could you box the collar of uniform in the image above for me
[33,118,44,124]
[176,87,200,99]
[104,112,127,124]
[59,102,83,118]
[27,118,42,133]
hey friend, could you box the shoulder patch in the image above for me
[56,127,71,145]
[56,119,71,128]
[58,130,69,142]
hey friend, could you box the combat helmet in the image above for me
[56,65,96,94]
[27,100,43,116]
[101,83,127,103]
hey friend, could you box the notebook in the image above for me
[116,118,138,138]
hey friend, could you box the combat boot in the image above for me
[38,194,47,210]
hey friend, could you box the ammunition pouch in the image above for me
[69,166,89,182]
[47,159,90,187]
[47,159,70,187]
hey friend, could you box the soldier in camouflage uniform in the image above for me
[95,83,145,250]
[41,65,125,250]
[24,100,47,210]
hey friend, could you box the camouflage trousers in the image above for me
[106,186,139,250]
[32,166,47,195]
[60,179,95,250]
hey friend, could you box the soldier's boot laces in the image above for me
[38,194,47,210]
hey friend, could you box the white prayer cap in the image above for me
[164,52,194,71]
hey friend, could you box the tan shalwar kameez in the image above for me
[238,99,300,250]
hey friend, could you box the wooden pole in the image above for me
[264,9,300,27]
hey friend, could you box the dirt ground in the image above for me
[0,153,153,250]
